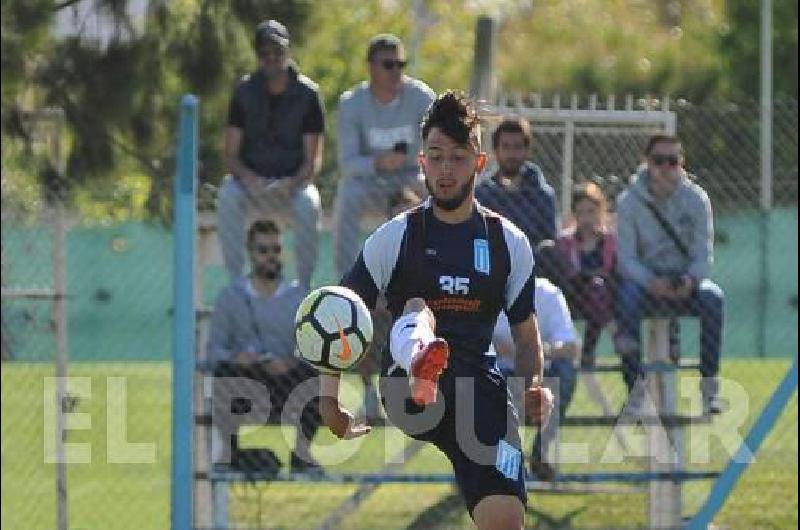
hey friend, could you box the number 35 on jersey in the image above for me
[439,276,470,295]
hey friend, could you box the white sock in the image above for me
[389,311,435,371]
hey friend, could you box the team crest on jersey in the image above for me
[473,239,490,275]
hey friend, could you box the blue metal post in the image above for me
[687,359,797,529]
[171,94,198,530]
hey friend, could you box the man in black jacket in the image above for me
[217,20,324,289]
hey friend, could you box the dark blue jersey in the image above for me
[342,198,536,367]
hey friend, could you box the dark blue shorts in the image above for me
[380,357,527,516]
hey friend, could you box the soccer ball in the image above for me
[294,286,373,373]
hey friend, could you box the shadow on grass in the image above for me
[404,493,588,530]
[405,491,466,530]
[525,505,587,529]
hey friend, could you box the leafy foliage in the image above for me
[1,0,797,220]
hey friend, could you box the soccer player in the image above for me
[319,91,554,530]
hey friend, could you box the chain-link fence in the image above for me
[195,96,798,529]
[2,98,797,530]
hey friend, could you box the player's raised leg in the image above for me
[389,297,450,405]
[473,495,525,530]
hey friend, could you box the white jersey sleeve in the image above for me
[500,217,536,324]
[360,212,409,292]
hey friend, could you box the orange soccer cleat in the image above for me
[409,338,450,406]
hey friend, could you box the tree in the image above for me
[720,0,798,100]
[3,0,796,221]
[497,0,728,101]
[1,0,313,220]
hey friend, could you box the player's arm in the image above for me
[512,316,554,425]
[503,223,541,386]
[510,315,544,386]
[317,250,376,439]
[319,373,371,439]
[503,222,554,424]
[317,251,381,438]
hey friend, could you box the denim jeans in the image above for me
[616,278,724,391]
[217,175,320,288]
[532,358,577,461]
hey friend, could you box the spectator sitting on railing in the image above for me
[557,182,618,369]
[207,219,323,473]
[615,134,724,415]
[493,273,579,482]
[216,19,324,289]
[475,116,557,250]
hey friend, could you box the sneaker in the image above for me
[701,378,723,415]
[290,451,324,475]
[529,455,556,482]
[622,383,649,418]
[703,394,724,415]
[409,338,450,406]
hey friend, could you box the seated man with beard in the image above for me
[207,219,323,473]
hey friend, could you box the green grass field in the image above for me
[2,359,797,529]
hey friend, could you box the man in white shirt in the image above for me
[493,277,578,481]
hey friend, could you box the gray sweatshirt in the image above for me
[337,77,435,180]
[206,278,308,364]
[616,168,714,286]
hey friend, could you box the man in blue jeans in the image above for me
[615,134,724,415]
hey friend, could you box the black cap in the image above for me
[255,20,290,49]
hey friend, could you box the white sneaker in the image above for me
[703,394,724,415]
[701,378,723,415]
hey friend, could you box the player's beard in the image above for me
[498,159,523,178]
[426,172,476,212]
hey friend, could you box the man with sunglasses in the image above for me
[208,220,323,473]
[217,19,324,289]
[615,135,725,415]
[332,33,436,421]
[333,34,436,280]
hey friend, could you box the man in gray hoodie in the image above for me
[615,135,724,414]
